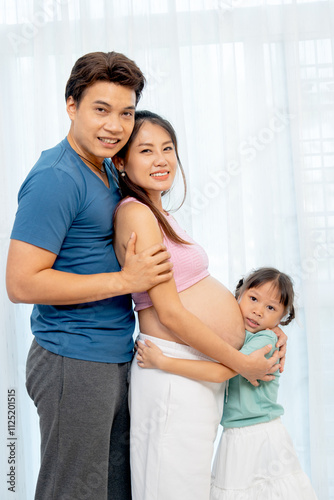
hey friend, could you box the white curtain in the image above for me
[1,0,333,498]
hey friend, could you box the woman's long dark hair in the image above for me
[235,267,295,326]
[114,110,189,245]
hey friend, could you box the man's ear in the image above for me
[66,96,77,121]
[113,156,125,171]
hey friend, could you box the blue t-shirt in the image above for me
[221,330,284,428]
[11,138,135,363]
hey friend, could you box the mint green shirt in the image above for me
[221,330,284,428]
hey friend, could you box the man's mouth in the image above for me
[98,137,120,145]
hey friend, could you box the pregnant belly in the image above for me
[138,275,245,350]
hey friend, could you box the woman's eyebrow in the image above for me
[137,140,173,147]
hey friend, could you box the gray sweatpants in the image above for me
[26,339,132,500]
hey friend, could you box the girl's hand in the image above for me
[269,326,288,373]
[137,339,165,369]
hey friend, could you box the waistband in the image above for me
[138,333,215,362]
[223,417,282,435]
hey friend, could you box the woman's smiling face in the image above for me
[120,121,178,203]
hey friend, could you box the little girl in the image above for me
[137,267,318,500]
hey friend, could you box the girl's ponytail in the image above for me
[235,278,245,300]
[280,304,295,326]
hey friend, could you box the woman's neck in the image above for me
[148,193,164,213]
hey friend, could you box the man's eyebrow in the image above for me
[92,100,136,110]
[93,100,111,108]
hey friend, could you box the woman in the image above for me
[113,110,286,500]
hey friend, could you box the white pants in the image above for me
[130,333,225,500]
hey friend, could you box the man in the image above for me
[6,51,173,500]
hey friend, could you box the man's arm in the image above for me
[6,233,173,305]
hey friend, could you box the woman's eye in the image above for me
[96,108,106,113]
[141,149,151,153]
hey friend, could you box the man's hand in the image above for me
[119,232,173,294]
[270,326,288,373]
[239,345,280,387]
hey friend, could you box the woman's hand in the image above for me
[270,326,288,373]
[240,345,280,386]
[137,339,166,369]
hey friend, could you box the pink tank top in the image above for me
[117,197,210,311]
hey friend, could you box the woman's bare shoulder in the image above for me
[116,199,158,227]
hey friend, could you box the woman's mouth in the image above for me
[150,171,169,180]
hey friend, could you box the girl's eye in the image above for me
[250,296,257,302]
[267,305,275,311]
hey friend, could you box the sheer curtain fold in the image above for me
[1,1,333,498]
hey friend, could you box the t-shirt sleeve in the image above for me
[240,331,278,358]
[11,168,81,255]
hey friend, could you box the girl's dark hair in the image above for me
[235,267,295,326]
[114,110,189,245]
[65,51,145,106]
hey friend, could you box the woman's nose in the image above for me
[153,153,167,167]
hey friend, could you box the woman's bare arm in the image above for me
[114,202,279,382]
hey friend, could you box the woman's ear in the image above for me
[113,156,125,171]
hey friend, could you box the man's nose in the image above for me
[105,114,123,133]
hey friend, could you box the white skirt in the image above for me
[210,418,318,500]
[130,333,225,500]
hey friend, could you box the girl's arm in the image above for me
[137,339,237,383]
[114,202,279,382]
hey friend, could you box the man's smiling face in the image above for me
[66,80,136,166]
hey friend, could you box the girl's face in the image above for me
[238,282,285,333]
[119,121,178,204]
